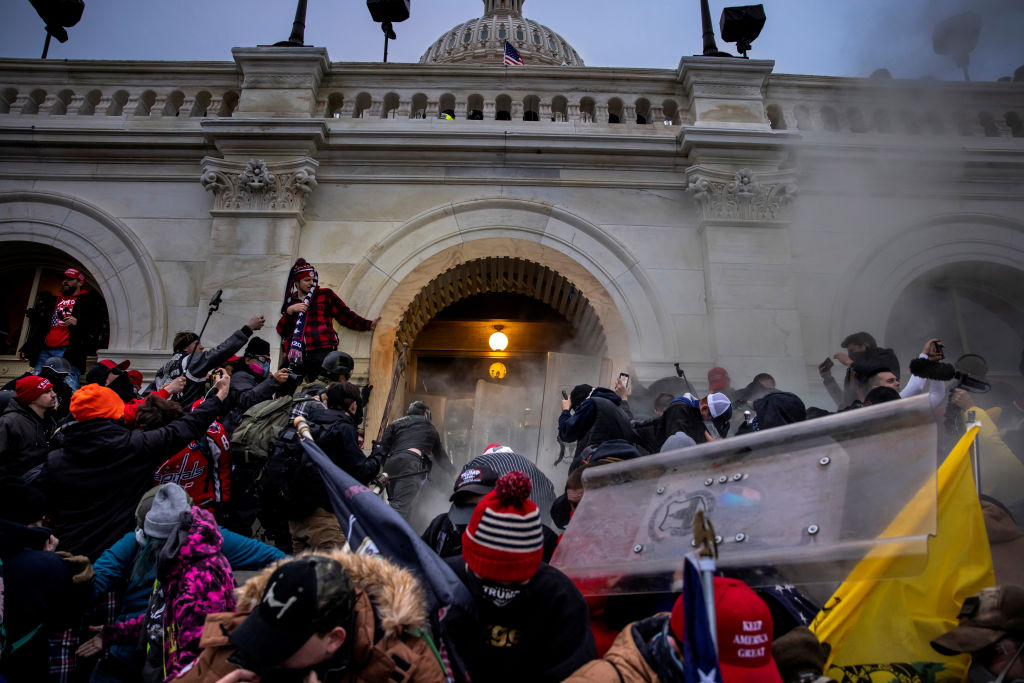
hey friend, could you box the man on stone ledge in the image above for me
[277,258,377,381]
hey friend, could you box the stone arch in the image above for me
[831,212,1024,347]
[0,190,167,352]
[335,197,672,431]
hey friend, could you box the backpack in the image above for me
[231,396,317,466]
[260,425,321,521]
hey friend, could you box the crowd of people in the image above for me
[1,260,1023,682]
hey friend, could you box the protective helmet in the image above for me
[321,351,354,380]
[41,355,74,377]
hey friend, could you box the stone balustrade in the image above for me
[1,57,1022,139]
[765,73,1024,139]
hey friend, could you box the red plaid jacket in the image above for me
[276,287,372,352]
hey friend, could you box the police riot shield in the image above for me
[551,394,939,593]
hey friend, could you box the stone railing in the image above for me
[765,73,1024,139]
[0,59,242,118]
[1,56,1022,139]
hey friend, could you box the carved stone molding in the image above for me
[200,157,318,216]
[685,167,798,223]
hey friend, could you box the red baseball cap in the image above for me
[708,367,730,392]
[126,369,144,389]
[670,577,782,683]
[98,359,131,372]
[63,267,86,282]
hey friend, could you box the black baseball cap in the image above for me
[448,465,500,525]
[229,557,355,667]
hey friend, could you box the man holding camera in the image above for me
[819,331,900,410]
[154,315,266,407]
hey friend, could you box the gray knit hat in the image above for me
[144,483,190,539]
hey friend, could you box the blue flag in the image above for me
[682,554,723,683]
[298,436,474,616]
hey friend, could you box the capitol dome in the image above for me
[419,0,584,67]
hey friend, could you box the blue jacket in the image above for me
[92,526,285,628]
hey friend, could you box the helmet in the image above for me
[321,351,354,380]
[41,355,73,377]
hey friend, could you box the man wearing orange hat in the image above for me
[19,267,107,390]
[0,375,57,480]
[40,374,231,560]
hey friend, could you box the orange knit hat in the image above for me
[70,383,125,421]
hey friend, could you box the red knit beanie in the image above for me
[461,471,544,584]
[15,376,52,404]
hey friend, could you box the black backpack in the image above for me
[260,425,321,521]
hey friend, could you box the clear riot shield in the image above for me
[551,394,939,593]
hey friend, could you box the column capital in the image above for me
[686,165,798,225]
[200,156,318,220]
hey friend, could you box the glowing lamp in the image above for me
[489,362,507,379]
[488,325,508,351]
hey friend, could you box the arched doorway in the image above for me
[395,256,610,476]
[0,242,110,382]
[885,261,1024,413]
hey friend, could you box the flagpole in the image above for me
[693,510,719,652]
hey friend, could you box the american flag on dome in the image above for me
[503,40,523,66]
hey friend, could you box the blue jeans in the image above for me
[34,347,81,390]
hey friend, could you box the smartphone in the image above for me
[932,341,944,355]
[821,357,834,371]
[618,372,630,389]
[561,390,568,400]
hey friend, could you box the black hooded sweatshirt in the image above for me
[41,396,225,560]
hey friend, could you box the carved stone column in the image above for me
[686,165,810,395]
[196,156,319,355]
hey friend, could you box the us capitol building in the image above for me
[1,0,1022,478]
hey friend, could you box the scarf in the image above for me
[283,258,318,366]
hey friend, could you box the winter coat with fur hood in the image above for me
[175,550,446,683]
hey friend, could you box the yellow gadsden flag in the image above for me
[810,426,995,682]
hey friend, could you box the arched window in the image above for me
[607,97,623,124]
[551,95,568,122]
[662,99,681,125]
[326,92,345,118]
[79,89,103,116]
[496,94,512,121]
[463,31,473,44]
[439,93,456,119]
[498,26,507,39]
[353,92,372,118]
[480,26,489,40]
[579,97,596,123]
[516,27,524,41]
[533,32,541,45]
[448,35,457,48]
[411,93,427,119]
[467,94,484,120]
[382,92,400,119]
[886,262,1024,380]
[523,95,540,121]
[549,37,558,51]
[635,98,651,125]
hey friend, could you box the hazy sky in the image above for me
[1,0,1022,81]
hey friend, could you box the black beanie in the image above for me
[245,337,271,357]
[753,391,807,429]
[569,384,593,410]
[0,476,46,525]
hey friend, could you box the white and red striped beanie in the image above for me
[461,471,543,583]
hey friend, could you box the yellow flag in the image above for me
[810,427,995,682]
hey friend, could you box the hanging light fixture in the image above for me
[488,324,509,351]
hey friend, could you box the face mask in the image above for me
[249,362,268,377]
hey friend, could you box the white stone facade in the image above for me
[1,43,1023,436]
